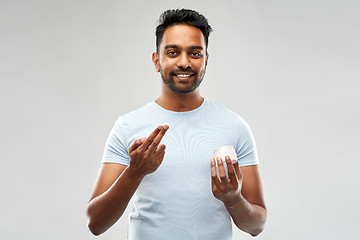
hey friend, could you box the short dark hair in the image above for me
[155,9,213,53]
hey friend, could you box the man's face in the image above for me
[152,24,208,94]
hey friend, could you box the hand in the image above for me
[211,156,243,205]
[128,125,169,177]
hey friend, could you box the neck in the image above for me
[155,85,204,112]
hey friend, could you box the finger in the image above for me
[211,158,221,190]
[237,165,243,182]
[140,125,163,151]
[128,138,143,153]
[216,157,228,184]
[156,149,166,165]
[210,158,218,179]
[147,125,169,153]
[233,161,241,179]
[211,177,218,192]
[225,156,237,185]
[154,143,166,157]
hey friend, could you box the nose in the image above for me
[176,53,191,69]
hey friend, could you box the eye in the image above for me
[190,52,202,58]
[166,51,178,56]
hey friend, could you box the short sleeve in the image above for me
[235,115,259,167]
[101,117,130,165]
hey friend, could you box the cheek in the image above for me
[160,60,173,72]
[198,62,206,72]
[195,58,206,69]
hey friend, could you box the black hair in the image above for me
[155,9,213,53]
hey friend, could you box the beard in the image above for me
[159,66,206,94]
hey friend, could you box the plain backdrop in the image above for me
[1,0,359,239]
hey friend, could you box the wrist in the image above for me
[223,192,246,209]
[125,165,146,183]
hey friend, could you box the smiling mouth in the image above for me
[173,73,195,78]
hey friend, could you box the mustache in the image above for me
[171,67,197,75]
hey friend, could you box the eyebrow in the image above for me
[189,46,204,50]
[164,45,204,51]
[164,44,179,50]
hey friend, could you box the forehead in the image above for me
[160,24,206,49]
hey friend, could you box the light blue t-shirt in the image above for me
[102,99,259,240]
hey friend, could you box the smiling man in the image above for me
[87,9,267,240]
[154,24,207,95]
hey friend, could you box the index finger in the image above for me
[141,125,168,151]
[147,124,169,153]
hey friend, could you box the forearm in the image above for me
[224,194,267,236]
[86,167,143,236]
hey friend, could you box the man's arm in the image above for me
[86,125,169,236]
[211,157,267,236]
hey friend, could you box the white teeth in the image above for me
[177,74,191,77]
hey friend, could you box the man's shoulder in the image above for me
[117,101,154,120]
[110,102,156,130]
[206,99,239,117]
[205,99,250,127]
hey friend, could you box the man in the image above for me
[87,9,267,239]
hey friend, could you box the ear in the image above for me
[205,52,209,67]
[152,52,160,72]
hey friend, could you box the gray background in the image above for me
[1,0,359,239]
